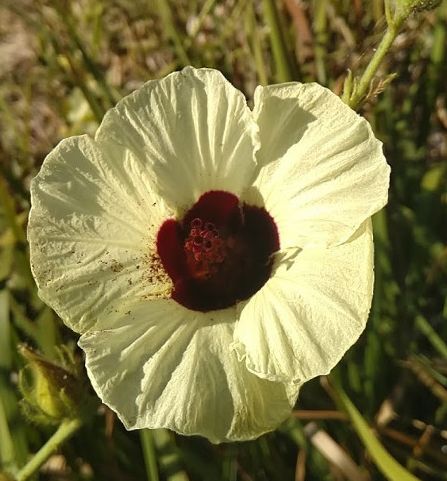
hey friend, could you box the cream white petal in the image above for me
[251,83,390,249]
[232,221,373,383]
[95,67,260,214]
[28,135,172,334]
[79,299,298,443]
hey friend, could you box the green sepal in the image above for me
[18,344,96,426]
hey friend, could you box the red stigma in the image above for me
[184,219,226,275]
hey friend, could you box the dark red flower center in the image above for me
[156,191,279,312]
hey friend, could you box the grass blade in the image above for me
[331,380,422,481]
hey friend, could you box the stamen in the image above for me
[184,216,227,274]
[193,236,203,245]
[191,218,203,229]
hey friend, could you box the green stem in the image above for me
[347,9,407,110]
[156,0,190,67]
[64,55,106,123]
[262,0,295,82]
[16,418,82,481]
[415,316,447,360]
[51,1,117,109]
[314,0,328,85]
[64,19,118,109]
[245,2,268,86]
[187,0,217,38]
[140,429,160,481]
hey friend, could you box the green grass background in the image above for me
[0,0,446,480]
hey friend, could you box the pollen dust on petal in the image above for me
[141,249,172,300]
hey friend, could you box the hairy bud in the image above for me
[18,345,94,424]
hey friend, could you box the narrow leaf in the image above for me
[332,381,422,481]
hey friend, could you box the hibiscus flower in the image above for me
[28,67,390,443]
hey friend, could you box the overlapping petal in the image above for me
[79,299,298,443]
[96,67,260,213]
[28,135,172,334]
[232,221,373,383]
[250,83,390,249]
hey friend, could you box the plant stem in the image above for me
[16,418,82,481]
[245,2,268,86]
[415,316,447,360]
[313,0,328,85]
[157,0,190,67]
[63,17,118,109]
[262,0,296,82]
[347,9,407,110]
[140,429,160,481]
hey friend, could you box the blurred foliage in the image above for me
[0,0,446,480]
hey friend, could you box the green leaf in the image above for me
[332,381,422,481]
[422,164,447,191]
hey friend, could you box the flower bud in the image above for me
[18,345,92,424]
